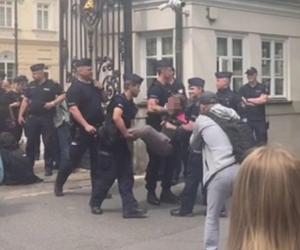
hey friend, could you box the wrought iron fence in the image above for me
[59,0,132,100]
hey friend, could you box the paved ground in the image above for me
[1,115,298,250]
[0,166,229,250]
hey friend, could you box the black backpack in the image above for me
[206,112,256,163]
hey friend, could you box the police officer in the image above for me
[239,67,269,145]
[146,59,178,205]
[90,73,147,218]
[171,77,204,216]
[18,64,65,176]
[54,58,105,197]
[215,71,242,114]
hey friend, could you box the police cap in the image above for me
[188,77,205,88]
[123,73,144,85]
[215,71,232,79]
[199,91,218,105]
[245,67,257,75]
[30,63,45,72]
[75,58,92,68]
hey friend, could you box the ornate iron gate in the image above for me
[59,0,132,99]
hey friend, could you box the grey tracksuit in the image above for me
[190,111,240,250]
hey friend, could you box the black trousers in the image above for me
[90,144,138,213]
[25,115,55,170]
[179,151,203,213]
[9,123,23,142]
[247,120,268,145]
[56,129,99,191]
[145,148,175,192]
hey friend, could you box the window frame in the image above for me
[261,38,287,98]
[140,32,175,101]
[36,2,50,30]
[216,33,246,92]
[0,0,14,28]
[0,50,15,80]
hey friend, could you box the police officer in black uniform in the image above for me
[215,71,242,114]
[239,67,269,145]
[18,64,65,176]
[54,58,105,197]
[146,59,178,205]
[90,73,147,218]
[171,77,205,217]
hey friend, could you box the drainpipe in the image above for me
[123,0,133,74]
[175,11,183,83]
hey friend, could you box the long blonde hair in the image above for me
[228,145,300,250]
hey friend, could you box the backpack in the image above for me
[206,112,256,163]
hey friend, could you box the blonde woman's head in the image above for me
[228,145,300,250]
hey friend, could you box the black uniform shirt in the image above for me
[239,82,268,121]
[25,79,63,116]
[4,91,21,119]
[66,79,105,127]
[107,94,137,129]
[146,80,171,131]
[0,88,9,131]
[216,88,241,113]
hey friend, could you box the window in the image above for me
[0,1,13,28]
[145,35,174,89]
[37,3,49,30]
[261,40,285,97]
[216,36,244,92]
[0,51,15,80]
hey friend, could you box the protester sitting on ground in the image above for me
[0,132,43,185]
[228,145,300,250]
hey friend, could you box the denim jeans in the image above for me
[56,122,71,170]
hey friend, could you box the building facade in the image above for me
[130,0,300,170]
[0,0,59,81]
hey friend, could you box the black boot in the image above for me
[160,189,179,204]
[123,208,147,219]
[54,171,68,197]
[45,167,53,176]
[170,208,194,217]
[147,191,160,205]
[91,206,103,215]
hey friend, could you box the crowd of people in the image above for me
[1,58,300,250]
